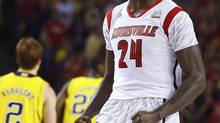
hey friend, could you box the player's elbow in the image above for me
[199,73,206,92]
[193,71,206,94]
[56,102,62,114]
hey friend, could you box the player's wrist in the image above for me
[82,111,93,119]
[152,111,162,121]
[151,109,163,121]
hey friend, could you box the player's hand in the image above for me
[131,111,160,123]
[75,115,91,123]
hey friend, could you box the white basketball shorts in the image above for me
[96,97,180,123]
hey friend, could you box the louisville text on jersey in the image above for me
[111,25,159,39]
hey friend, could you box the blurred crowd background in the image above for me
[0,0,219,122]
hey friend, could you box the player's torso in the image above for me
[109,0,179,99]
[0,72,47,123]
[63,77,102,123]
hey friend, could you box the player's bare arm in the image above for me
[75,50,114,123]
[132,45,206,123]
[56,82,69,123]
[44,85,57,123]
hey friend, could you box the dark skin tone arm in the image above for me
[132,45,206,123]
[56,82,69,123]
[75,50,114,123]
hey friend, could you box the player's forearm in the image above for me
[153,45,207,120]
[44,101,57,123]
[44,86,57,123]
[56,100,64,123]
[83,75,113,118]
[56,93,66,122]
[155,73,206,120]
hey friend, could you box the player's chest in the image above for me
[110,16,168,49]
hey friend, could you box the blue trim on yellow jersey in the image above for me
[15,72,36,78]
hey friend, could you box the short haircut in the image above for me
[16,37,43,70]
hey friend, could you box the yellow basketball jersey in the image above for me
[63,76,102,123]
[0,72,48,123]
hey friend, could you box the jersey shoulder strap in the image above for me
[163,7,182,37]
[161,0,183,37]
[105,2,128,32]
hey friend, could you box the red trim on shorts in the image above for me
[106,9,114,31]
[127,0,162,18]
[163,7,183,38]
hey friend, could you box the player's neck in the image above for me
[129,0,156,12]
[17,67,38,75]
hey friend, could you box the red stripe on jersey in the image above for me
[127,0,162,18]
[163,7,183,38]
[106,9,114,31]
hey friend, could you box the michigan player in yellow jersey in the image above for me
[57,60,104,123]
[0,37,56,123]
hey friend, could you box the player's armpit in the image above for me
[153,45,206,120]
[176,45,205,79]
[44,85,57,123]
[104,50,114,78]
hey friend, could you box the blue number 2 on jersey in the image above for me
[5,102,23,123]
[72,94,95,114]
[72,94,87,114]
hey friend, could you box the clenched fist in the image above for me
[75,115,92,123]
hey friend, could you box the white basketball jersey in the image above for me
[103,0,198,99]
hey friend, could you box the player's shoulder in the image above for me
[67,76,88,91]
[68,76,86,87]
[160,0,191,23]
[69,76,102,85]
[1,72,14,77]
[32,75,49,86]
[158,0,182,15]
[69,76,87,83]
[32,77,51,96]
[105,1,128,16]
[96,77,103,81]
[0,72,15,81]
[157,0,187,25]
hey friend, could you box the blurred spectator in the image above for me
[41,13,67,48]
[84,31,103,61]
[55,0,75,27]
[0,0,17,74]
[84,2,103,61]
[63,54,84,82]
[17,0,38,24]
[209,80,220,123]
[209,101,220,123]
[17,0,52,37]
[205,29,220,83]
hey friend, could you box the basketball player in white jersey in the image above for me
[75,0,206,123]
